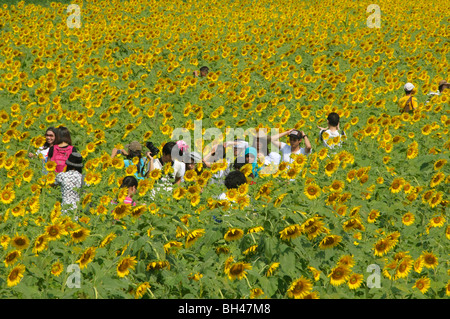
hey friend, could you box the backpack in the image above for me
[51,145,74,173]
[402,96,414,113]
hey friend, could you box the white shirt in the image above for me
[279,142,311,163]
[320,129,343,149]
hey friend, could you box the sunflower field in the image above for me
[0,0,449,299]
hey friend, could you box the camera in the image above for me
[146,142,160,156]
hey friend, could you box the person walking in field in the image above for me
[398,82,418,113]
[317,112,346,150]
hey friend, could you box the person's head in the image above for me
[199,66,209,77]
[438,80,449,93]
[44,127,58,148]
[288,130,303,148]
[244,147,257,164]
[161,141,176,163]
[186,151,202,171]
[224,170,247,190]
[125,141,142,159]
[55,126,72,145]
[120,175,138,196]
[173,140,189,162]
[327,112,340,128]
[65,152,83,173]
[404,82,415,95]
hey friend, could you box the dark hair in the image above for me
[55,126,72,145]
[120,176,138,189]
[162,141,176,156]
[233,157,245,170]
[66,164,82,174]
[327,112,340,127]
[224,170,247,189]
[43,127,58,149]
[200,66,209,73]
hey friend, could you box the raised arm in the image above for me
[270,129,294,149]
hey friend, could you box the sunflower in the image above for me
[428,215,445,228]
[250,288,265,299]
[279,224,303,241]
[373,238,390,257]
[304,183,321,200]
[112,203,130,219]
[10,234,29,250]
[395,258,413,279]
[389,177,404,193]
[4,250,21,267]
[183,170,197,182]
[7,264,26,287]
[32,234,48,254]
[147,260,170,271]
[421,251,438,269]
[328,265,351,287]
[51,261,64,277]
[266,262,280,277]
[225,261,252,281]
[99,233,117,248]
[412,276,431,294]
[185,229,205,248]
[135,282,151,299]
[71,228,90,243]
[131,205,147,218]
[367,209,380,223]
[77,246,96,269]
[433,159,447,170]
[224,228,244,241]
[402,212,415,226]
[46,222,68,241]
[117,255,137,278]
[347,273,364,289]
[286,276,313,299]
[0,188,15,204]
[430,172,445,188]
[337,255,355,269]
[319,235,342,249]
[324,160,339,176]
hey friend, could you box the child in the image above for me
[54,152,84,215]
[318,112,346,149]
[218,170,248,200]
[111,141,148,180]
[119,176,138,206]
[48,126,77,173]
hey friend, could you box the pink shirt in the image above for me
[123,196,136,206]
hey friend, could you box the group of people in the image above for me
[398,79,449,113]
[29,108,346,216]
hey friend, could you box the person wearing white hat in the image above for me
[398,82,418,113]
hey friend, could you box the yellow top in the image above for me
[398,95,418,112]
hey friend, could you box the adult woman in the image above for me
[28,127,58,173]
